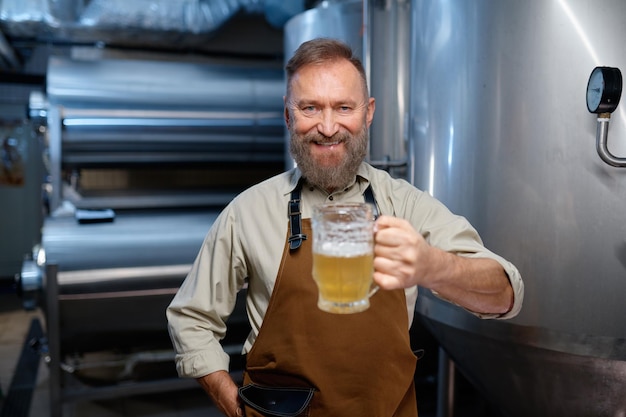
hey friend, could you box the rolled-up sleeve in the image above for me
[400,187,524,320]
[166,206,246,378]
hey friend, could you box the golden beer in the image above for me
[313,251,374,303]
[312,202,376,313]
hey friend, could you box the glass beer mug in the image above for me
[311,202,378,313]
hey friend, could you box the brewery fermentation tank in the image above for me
[409,0,626,416]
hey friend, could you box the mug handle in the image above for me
[368,283,379,298]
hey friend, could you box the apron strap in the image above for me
[288,179,307,251]
[288,180,379,251]
[363,185,379,220]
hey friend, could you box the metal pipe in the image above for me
[0,30,20,70]
[368,157,408,169]
[595,114,626,167]
[46,57,284,109]
[47,106,62,213]
[436,347,455,417]
[45,263,62,417]
[362,0,371,97]
[62,116,283,129]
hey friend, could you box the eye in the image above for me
[301,105,319,115]
[337,105,353,114]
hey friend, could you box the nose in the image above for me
[317,109,339,137]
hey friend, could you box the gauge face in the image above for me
[586,66,623,114]
[586,68,604,113]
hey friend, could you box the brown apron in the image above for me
[242,213,418,416]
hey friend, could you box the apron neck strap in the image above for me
[288,179,378,251]
[363,185,379,220]
[288,178,307,251]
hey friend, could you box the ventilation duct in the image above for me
[0,0,305,33]
[0,0,304,47]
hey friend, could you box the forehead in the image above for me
[289,59,366,102]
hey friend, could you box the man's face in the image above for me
[285,59,375,192]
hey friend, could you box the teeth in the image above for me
[317,141,339,146]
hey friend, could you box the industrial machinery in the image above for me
[409,1,626,416]
[0,120,44,281]
[44,56,285,212]
[18,54,285,416]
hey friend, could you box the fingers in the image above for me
[374,216,420,258]
[373,215,424,289]
[196,371,242,417]
[373,252,417,289]
[373,270,405,290]
[374,214,411,232]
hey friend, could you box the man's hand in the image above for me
[197,370,243,417]
[373,215,430,289]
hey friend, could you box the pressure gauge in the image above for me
[586,66,622,114]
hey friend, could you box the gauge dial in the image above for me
[586,66,622,114]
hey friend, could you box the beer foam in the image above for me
[316,241,371,256]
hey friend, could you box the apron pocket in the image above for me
[238,383,315,417]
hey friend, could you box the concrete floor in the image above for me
[0,289,224,417]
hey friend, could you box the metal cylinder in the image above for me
[410,1,626,415]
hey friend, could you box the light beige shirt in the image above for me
[167,163,524,378]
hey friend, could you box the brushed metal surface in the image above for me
[409,1,626,415]
[284,0,363,64]
[410,0,626,339]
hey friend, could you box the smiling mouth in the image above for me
[314,140,340,146]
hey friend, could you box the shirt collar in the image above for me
[285,162,373,195]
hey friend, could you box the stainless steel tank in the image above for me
[409,0,626,415]
[284,0,364,72]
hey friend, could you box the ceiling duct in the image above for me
[0,0,303,49]
[0,28,18,69]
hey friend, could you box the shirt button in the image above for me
[329,196,334,201]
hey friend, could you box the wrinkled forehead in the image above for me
[286,59,368,100]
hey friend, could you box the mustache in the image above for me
[302,131,351,144]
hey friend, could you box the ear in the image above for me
[366,97,376,128]
[283,96,291,128]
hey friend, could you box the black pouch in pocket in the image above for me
[238,383,315,417]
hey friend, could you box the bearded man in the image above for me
[167,38,523,417]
